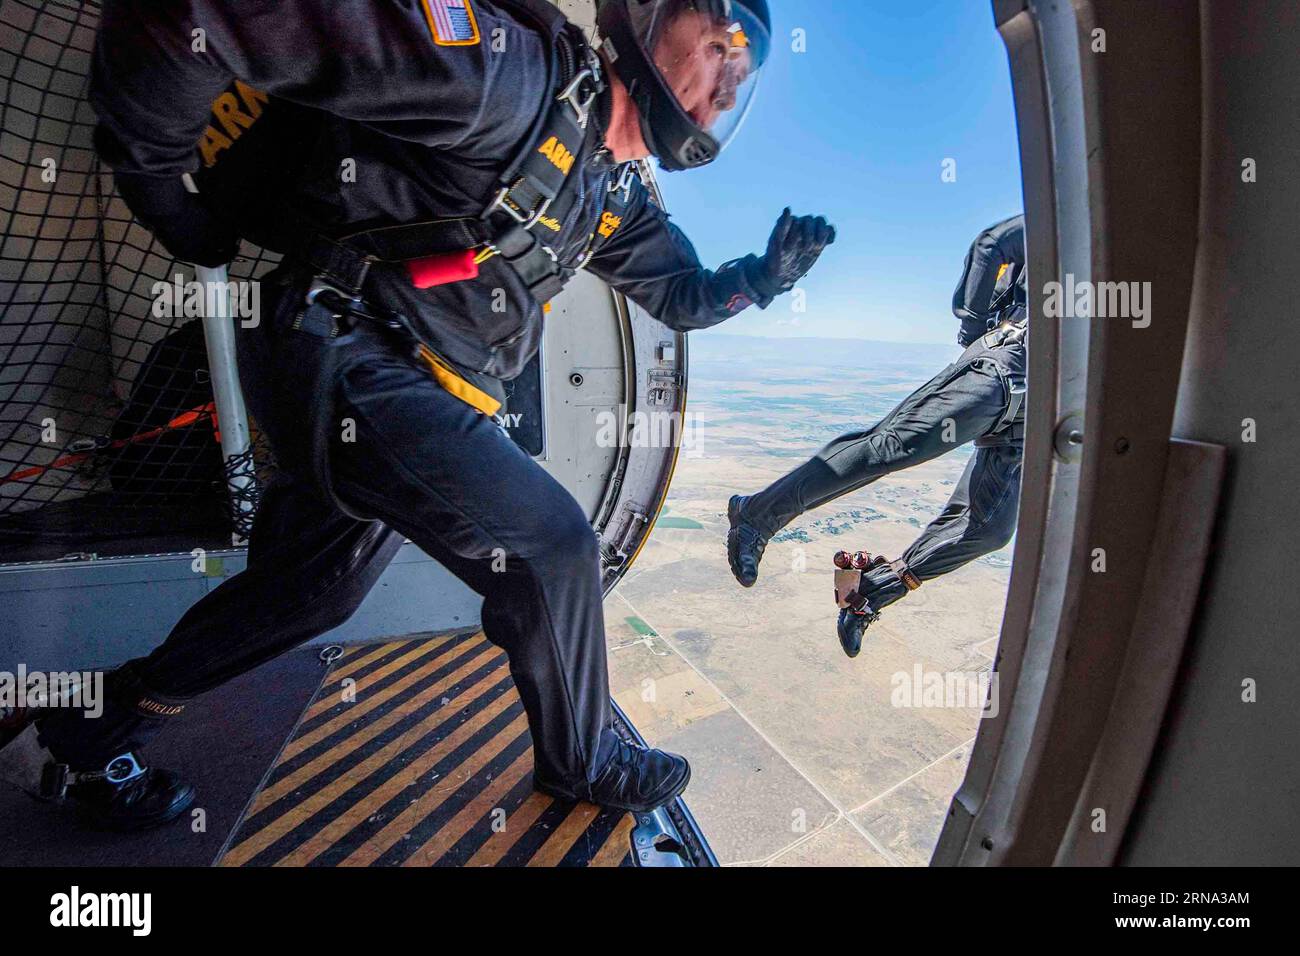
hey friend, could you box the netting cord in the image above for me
[223,448,260,541]
[0,404,218,485]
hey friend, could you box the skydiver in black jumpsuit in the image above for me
[21,0,839,829]
[727,215,1027,657]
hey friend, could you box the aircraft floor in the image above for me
[0,647,322,866]
[218,632,636,867]
[0,634,650,866]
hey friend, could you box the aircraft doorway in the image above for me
[599,0,1022,865]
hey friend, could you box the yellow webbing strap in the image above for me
[416,343,502,417]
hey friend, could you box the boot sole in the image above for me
[79,786,197,832]
[608,760,691,815]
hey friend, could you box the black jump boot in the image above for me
[726,495,770,588]
[832,552,922,658]
[836,603,880,659]
[833,550,887,658]
[536,735,691,814]
[21,664,197,831]
[40,751,196,832]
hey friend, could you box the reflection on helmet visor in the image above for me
[638,1,767,150]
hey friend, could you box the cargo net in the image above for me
[1,0,280,556]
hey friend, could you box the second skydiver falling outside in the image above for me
[726,215,1028,658]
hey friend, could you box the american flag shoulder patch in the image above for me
[421,0,481,46]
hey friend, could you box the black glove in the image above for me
[748,208,836,300]
[111,169,241,268]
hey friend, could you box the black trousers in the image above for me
[742,333,1026,610]
[38,278,615,787]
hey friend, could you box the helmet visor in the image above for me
[630,0,769,154]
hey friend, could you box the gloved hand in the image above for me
[749,207,836,299]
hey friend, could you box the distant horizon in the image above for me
[688,329,959,349]
[682,329,962,378]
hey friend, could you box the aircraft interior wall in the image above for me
[1120,0,1300,866]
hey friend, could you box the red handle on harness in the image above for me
[405,249,480,289]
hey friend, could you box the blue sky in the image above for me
[654,0,1022,345]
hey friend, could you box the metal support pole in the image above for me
[195,264,257,545]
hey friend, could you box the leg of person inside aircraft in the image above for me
[32,298,687,827]
[32,470,404,828]
[835,441,1023,656]
[325,345,618,794]
[727,339,1015,587]
[291,331,689,811]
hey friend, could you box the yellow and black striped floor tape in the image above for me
[218,632,634,867]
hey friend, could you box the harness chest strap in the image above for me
[292,17,637,418]
[298,184,637,424]
[355,151,635,303]
[336,16,634,295]
[395,19,607,304]
[300,155,633,418]
[296,156,632,420]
